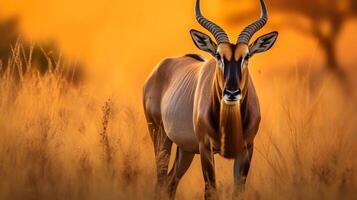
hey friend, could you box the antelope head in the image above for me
[190,0,278,158]
[190,0,278,105]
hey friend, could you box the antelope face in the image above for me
[190,30,278,104]
[218,43,248,104]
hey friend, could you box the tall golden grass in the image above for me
[0,42,355,200]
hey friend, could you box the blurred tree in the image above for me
[0,18,18,60]
[228,0,357,75]
[0,17,83,83]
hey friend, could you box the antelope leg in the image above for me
[148,123,173,191]
[167,147,195,199]
[199,142,218,200]
[232,143,254,199]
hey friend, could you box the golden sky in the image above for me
[0,0,356,88]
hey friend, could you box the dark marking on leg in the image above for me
[233,143,254,199]
[199,143,218,200]
[167,147,195,199]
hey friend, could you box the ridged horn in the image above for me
[237,0,268,44]
[195,0,229,44]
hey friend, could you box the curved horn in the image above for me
[237,0,268,44]
[195,0,229,44]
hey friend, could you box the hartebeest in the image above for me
[143,0,278,199]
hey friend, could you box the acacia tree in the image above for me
[228,0,357,73]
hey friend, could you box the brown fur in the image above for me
[217,43,232,60]
[219,102,245,158]
[234,44,249,61]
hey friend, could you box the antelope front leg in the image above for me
[233,143,254,199]
[199,142,218,200]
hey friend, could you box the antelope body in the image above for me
[143,0,278,199]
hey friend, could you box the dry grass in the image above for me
[0,43,356,200]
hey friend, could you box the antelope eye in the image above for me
[243,54,250,62]
[241,56,249,69]
[215,53,222,61]
[215,54,224,69]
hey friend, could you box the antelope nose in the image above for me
[223,89,241,103]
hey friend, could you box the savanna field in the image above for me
[0,41,355,200]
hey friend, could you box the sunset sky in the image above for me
[0,0,356,90]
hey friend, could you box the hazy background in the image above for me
[0,0,356,93]
[0,0,356,199]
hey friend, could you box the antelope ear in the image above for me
[249,31,278,57]
[190,29,217,57]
